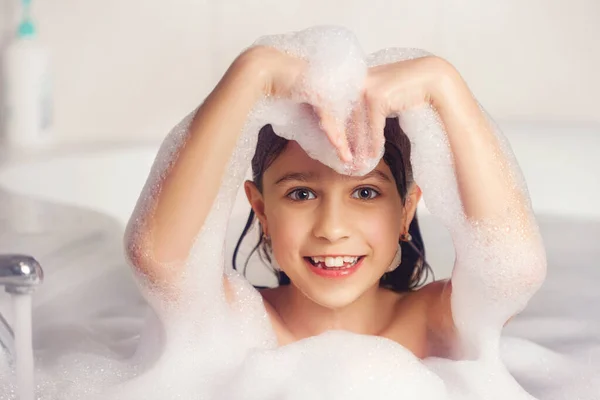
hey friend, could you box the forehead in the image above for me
[263,141,392,183]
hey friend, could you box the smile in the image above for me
[308,256,360,268]
[303,256,365,278]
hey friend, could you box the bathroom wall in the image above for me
[1,0,599,142]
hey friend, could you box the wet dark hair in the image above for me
[233,117,433,292]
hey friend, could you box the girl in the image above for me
[126,45,545,360]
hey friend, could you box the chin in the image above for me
[300,283,368,310]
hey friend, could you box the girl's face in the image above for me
[245,141,420,309]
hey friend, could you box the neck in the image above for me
[276,283,398,340]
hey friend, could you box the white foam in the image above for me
[0,25,598,400]
[254,26,380,176]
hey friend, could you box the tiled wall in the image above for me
[1,0,599,142]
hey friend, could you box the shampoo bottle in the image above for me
[2,0,52,147]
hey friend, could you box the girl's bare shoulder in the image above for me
[258,286,297,345]
[385,280,455,358]
[411,279,454,333]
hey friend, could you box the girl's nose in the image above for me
[311,199,351,243]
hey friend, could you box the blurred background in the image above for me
[0,0,599,144]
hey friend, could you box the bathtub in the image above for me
[0,121,599,397]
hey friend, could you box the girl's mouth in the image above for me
[303,256,365,278]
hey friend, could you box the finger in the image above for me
[366,100,386,159]
[316,108,352,163]
[348,101,369,168]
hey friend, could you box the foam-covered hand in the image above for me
[248,45,354,163]
[357,56,452,159]
[252,46,306,99]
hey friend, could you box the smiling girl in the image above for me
[125,43,546,361]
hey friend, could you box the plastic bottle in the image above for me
[1,0,52,148]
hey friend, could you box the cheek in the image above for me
[265,201,311,252]
[360,201,404,255]
[362,212,401,243]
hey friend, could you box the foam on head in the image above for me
[252,26,384,176]
[1,25,597,400]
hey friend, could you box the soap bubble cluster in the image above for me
[254,26,380,176]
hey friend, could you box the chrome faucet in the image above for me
[0,254,44,358]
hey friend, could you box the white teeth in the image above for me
[310,256,358,267]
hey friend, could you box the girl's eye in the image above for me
[287,188,316,201]
[352,187,380,200]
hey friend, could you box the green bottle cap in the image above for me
[17,19,36,38]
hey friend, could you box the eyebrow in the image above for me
[274,169,393,186]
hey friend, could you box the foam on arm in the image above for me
[383,59,548,359]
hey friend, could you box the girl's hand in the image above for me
[254,46,307,99]
[339,56,459,164]
[365,56,448,146]
[233,46,307,99]
[240,46,355,162]
[239,48,458,165]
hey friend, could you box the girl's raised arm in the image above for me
[363,56,547,357]
[425,60,547,349]
[124,47,304,292]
